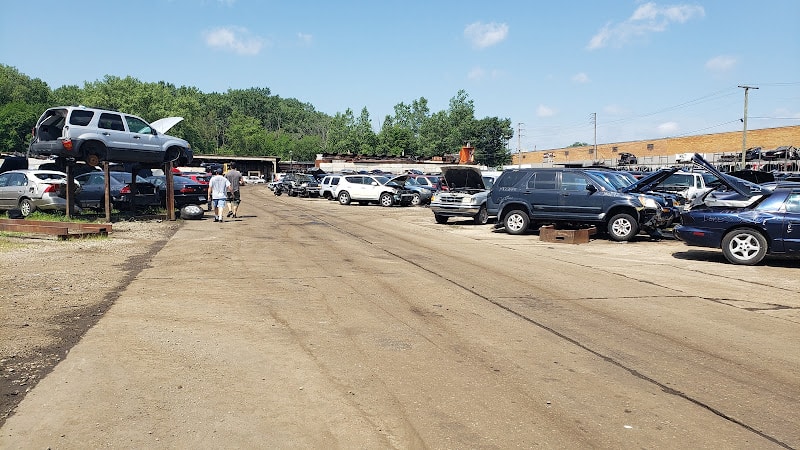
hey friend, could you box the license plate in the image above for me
[199,196,206,201]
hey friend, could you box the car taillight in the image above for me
[179,187,193,194]
[62,139,73,151]
[43,184,59,193]
[120,185,131,194]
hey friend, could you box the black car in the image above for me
[74,171,160,211]
[617,152,638,165]
[487,167,675,241]
[145,175,209,208]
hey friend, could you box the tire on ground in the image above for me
[180,204,205,220]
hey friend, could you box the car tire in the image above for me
[434,214,448,224]
[82,142,105,167]
[180,204,205,220]
[473,205,489,225]
[338,191,351,205]
[411,193,422,206]
[721,228,768,265]
[607,213,639,241]
[379,192,394,207]
[504,209,529,235]
[18,198,36,217]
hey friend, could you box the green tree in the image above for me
[353,107,377,155]
[473,117,513,168]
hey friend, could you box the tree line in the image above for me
[0,64,513,167]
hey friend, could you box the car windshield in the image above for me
[374,176,391,184]
[584,172,618,191]
[587,171,635,190]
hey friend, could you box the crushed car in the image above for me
[673,154,800,265]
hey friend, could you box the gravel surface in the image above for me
[0,219,180,425]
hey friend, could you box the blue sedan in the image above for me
[672,154,800,265]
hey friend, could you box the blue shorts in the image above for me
[212,198,227,208]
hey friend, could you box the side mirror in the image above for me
[371,181,378,186]
[586,184,597,193]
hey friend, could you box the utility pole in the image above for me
[517,122,525,168]
[738,85,758,166]
[590,113,597,159]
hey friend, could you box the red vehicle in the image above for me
[180,172,211,185]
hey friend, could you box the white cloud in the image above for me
[537,105,556,117]
[587,2,705,50]
[464,22,509,49]
[572,72,590,83]
[205,26,264,55]
[657,121,679,134]
[468,67,486,80]
[297,32,313,46]
[705,55,737,72]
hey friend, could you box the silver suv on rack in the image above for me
[28,106,192,167]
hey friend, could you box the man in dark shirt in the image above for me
[225,162,245,218]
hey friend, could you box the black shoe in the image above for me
[233,213,237,218]
[227,211,233,218]
[213,218,220,222]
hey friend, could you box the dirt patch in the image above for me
[0,220,180,426]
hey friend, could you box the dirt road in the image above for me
[2,186,799,448]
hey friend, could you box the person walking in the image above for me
[208,168,232,222]
[225,162,245,218]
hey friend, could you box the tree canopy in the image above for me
[0,64,513,167]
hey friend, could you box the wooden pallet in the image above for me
[539,225,597,244]
[0,219,112,240]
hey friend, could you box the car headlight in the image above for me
[638,195,659,209]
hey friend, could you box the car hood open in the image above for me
[149,117,184,135]
[439,166,486,190]
[620,168,680,193]
[690,153,764,197]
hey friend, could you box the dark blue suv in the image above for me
[487,168,674,241]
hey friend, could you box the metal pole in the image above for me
[739,85,759,166]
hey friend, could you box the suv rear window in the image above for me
[496,171,528,188]
[69,110,94,126]
[526,171,557,189]
[98,113,125,131]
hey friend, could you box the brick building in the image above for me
[514,125,800,168]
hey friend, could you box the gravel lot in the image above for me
[0,219,180,425]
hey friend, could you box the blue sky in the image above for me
[2,0,798,151]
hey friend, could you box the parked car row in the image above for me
[0,168,212,217]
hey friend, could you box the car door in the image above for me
[782,192,800,253]
[74,173,106,208]
[558,172,605,220]
[124,115,163,164]
[520,170,560,219]
[97,112,131,162]
[0,172,18,209]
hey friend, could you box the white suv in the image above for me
[334,174,414,207]
[319,175,342,200]
[28,106,192,167]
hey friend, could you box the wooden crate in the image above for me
[539,225,596,244]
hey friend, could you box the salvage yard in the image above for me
[1,185,798,448]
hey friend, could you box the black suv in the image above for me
[486,168,674,241]
[281,173,320,197]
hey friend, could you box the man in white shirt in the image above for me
[207,168,232,222]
